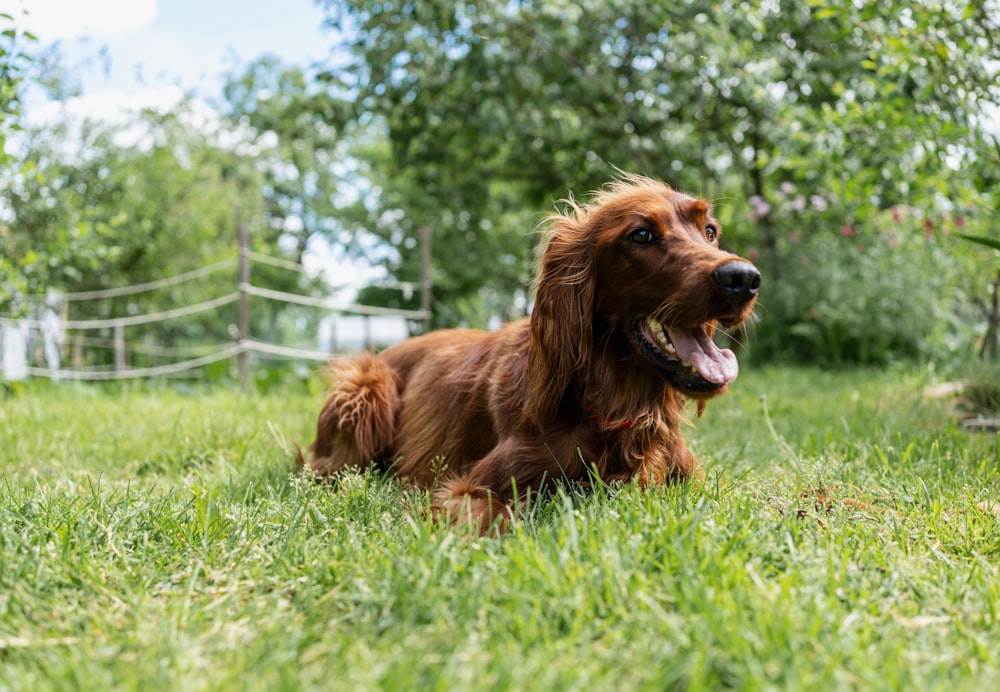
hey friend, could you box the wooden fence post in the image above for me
[113,320,127,373]
[420,224,432,333]
[60,298,69,367]
[238,224,250,392]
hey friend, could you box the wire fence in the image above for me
[1,245,429,385]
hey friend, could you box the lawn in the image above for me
[1,366,999,690]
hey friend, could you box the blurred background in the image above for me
[1,0,998,391]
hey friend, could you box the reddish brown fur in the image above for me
[303,175,759,533]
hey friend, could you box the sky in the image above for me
[6,0,339,142]
[3,0,393,327]
[5,0,334,100]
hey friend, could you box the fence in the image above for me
[1,233,430,388]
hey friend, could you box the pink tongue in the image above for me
[664,327,739,384]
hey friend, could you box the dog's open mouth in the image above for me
[634,317,739,394]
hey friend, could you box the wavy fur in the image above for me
[302,175,759,533]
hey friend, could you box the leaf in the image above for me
[957,234,1000,252]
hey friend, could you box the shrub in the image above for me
[960,362,1000,414]
[748,208,961,366]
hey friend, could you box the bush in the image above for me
[748,209,962,366]
[960,362,1000,414]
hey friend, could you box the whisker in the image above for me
[651,301,682,328]
[722,324,750,351]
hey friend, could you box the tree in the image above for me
[316,0,999,359]
[323,0,998,229]
[0,10,32,167]
[223,56,352,265]
[342,133,539,329]
[5,104,257,287]
[0,99,267,362]
[0,10,35,305]
[222,56,539,329]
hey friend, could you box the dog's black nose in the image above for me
[713,262,761,304]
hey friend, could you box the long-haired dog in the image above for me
[302,175,760,532]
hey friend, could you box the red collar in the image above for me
[582,400,634,432]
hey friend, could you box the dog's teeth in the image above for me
[645,317,687,363]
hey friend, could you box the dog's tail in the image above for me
[302,352,401,477]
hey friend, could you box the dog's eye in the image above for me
[705,224,719,243]
[628,228,655,245]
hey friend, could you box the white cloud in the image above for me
[2,0,158,40]
[16,85,216,156]
[27,85,186,127]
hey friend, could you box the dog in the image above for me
[302,175,760,532]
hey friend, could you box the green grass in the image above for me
[2,366,999,690]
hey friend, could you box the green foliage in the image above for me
[347,143,538,327]
[750,204,964,366]
[2,369,1000,687]
[955,224,1000,361]
[221,58,386,338]
[317,0,1000,358]
[961,362,1000,413]
[7,0,1000,365]
[3,104,259,295]
[223,56,351,261]
[0,11,33,164]
[0,102,274,366]
[0,11,34,300]
[958,233,1000,253]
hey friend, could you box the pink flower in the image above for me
[748,249,760,263]
[891,206,901,223]
[840,225,855,237]
[810,195,828,212]
[748,195,771,222]
[954,216,966,229]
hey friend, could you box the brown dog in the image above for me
[303,175,760,532]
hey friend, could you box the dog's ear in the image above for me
[525,211,594,427]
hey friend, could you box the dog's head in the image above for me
[530,175,759,418]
